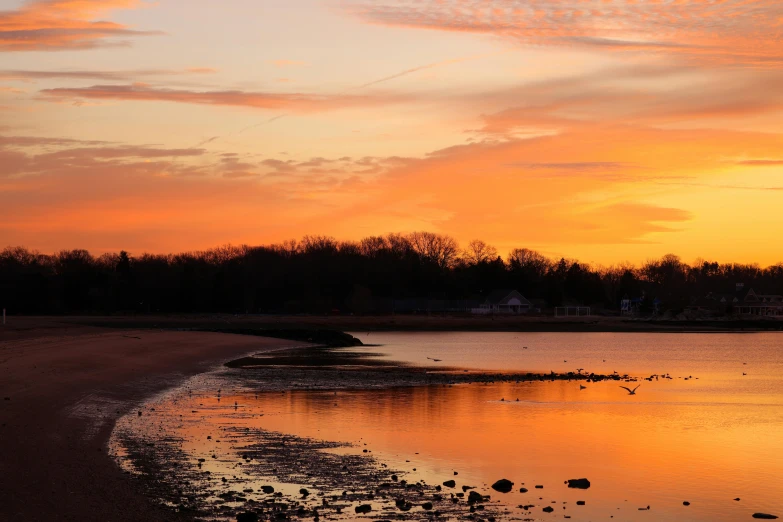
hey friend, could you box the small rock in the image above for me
[491,479,514,493]
[261,485,275,494]
[752,515,778,520]
[467,491,484,504]
[300,488,309,496]
[576,501,585,506]
[236,512,259,522]
[443,480,456,488]
[422,502,433,510]
[519,487,528,493]
[543,506,554,513]
[566,478,591,489]
[355,505,372,514]
[683,501,690,506]
[535,485,544,489]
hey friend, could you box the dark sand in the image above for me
[0,318,298,521]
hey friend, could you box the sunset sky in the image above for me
[2,0,783,265]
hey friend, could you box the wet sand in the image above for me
[0,321,299,521]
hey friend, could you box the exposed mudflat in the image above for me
[109,345,630,521]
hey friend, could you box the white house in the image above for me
[735,288,783,316]
[472,290,531,314]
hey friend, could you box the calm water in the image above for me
[112,332,783,520]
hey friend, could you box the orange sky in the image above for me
[2,0,783,264]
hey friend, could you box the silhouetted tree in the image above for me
[2,237,781,315]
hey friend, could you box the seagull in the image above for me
[619,385,641,395]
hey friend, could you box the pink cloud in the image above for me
[38,83,409,112]
[0,0,159,52]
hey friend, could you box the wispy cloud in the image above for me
[38,83,409,112]
[736,159,783,167]
[0,68,216,81]
[343,0,783,67]
[0,0,160,52]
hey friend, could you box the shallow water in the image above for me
[112,332,783,521]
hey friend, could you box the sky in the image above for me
[1,0,783,265]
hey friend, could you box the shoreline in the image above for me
[0,323,303,521]
[45,314,783,333]
[2,319,779,521]
[3,314,782,341]
[0,318,633,521]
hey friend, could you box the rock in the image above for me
[355,504,372,514]
[543,506,554,513]
[752,515,778,520]
[491,479,514,493]
[443,480,456,488]
[467,491,484,504]
[535,485,544,489]
[395,499,412,511]
[519,488,528,493]
[391,475,398,482]
[422,502,433,510]
[300,488,309,496]
[683,501,690,506]
[566,478,591,489]
[576,501,585,506]
[261,485,275,494]
[236,512,259,522]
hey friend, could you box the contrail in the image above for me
[356,49,513,90]
[239,114,287,134]
[194,136,219,147]
[194,49,511,148]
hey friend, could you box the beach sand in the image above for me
[0,319,295,521]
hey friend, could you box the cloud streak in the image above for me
[344,0,783,67]
[0,68,216,81]
[39,84,407,112]
[0,0,159,52]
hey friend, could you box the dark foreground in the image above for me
[0,323,297,521]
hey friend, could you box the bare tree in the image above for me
[463,239,499,265]
[407,231,460,269]
[507,248,551,277]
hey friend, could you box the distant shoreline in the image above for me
[4,314,781,339]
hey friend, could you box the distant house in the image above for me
[735,288,783,316]
[472,290,531,314]
[620,294,661,316]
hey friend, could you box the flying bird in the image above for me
[619,385,641,395]
[427,357,442,362]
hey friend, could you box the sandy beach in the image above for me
[0,319,297,521]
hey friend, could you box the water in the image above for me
[112,332,783,520]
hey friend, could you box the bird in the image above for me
[619,385,641,395]
[426,357,442,362]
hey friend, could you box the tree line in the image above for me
[1,232,781,315]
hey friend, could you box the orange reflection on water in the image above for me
[158,373,783,521]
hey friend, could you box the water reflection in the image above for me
[112,332,783,521]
